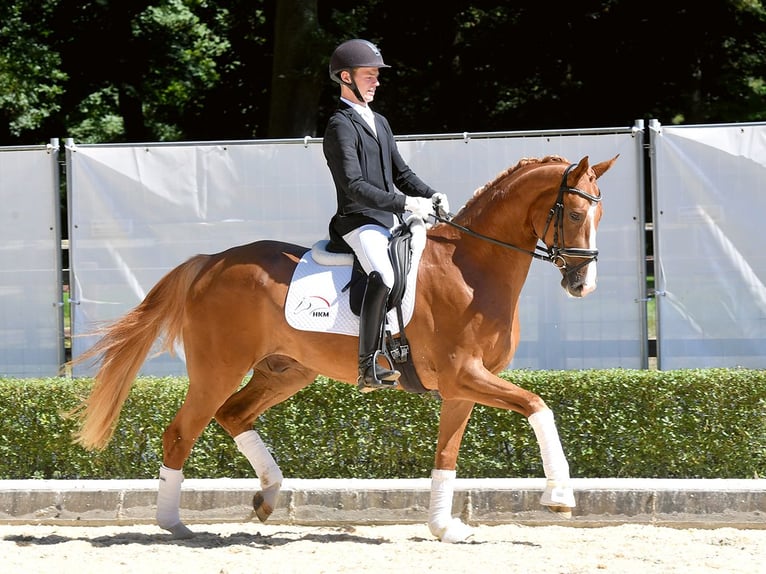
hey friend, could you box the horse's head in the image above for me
[539,155,619,298]
[431,153,618,299]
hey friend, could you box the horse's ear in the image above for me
[568,156,591,183]
[592,154,620,179]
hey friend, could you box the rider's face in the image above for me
[350,67,380,104]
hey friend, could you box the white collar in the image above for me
[341,97,374,119]
[341,97,376,135]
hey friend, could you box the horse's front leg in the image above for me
[443,366,576,519]
[429,398,476,543]
[528,408,576,517]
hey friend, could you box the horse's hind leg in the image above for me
[157,367,248,538]
[215,355,318,522]
[428,398,476,543]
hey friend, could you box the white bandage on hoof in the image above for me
[540,479,576,518]
[528,409,571,481]
[432,517,474,544]
[235,430,283,521]
[156,465,194,538]
[428,468,473,543]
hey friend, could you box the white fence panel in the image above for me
[651,121,766,369]
[68,129,644,377]
[0,144,63,376]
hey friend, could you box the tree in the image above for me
[0,1,67,144]
[352,1,766,133]
[53,0,229,143]
[1,0,765,146]
[267,0,328,137]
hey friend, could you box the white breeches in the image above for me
[343,224,395,288]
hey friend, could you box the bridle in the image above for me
[431,163,602,277]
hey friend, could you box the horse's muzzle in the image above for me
[560,265,597,298]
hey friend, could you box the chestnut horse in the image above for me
[71,154,618,543]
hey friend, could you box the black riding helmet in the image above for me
[329,39,390,102]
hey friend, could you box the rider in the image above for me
[323,38,449,391]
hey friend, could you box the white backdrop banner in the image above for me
[68,129,644,377]
[652,122,766,368]
[0,144,63,376]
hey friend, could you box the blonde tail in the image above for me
[69,254,210,450]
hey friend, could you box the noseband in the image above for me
[432,163,602,277]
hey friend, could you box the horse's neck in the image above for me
[451,195,538,278]
[424,169,545,314]
[424,225,535,314]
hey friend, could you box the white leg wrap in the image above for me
[234,430,283,488]
[428,469,473,543]
[156,465,194,538]
[235,430,283,516]
[528,409,576,508]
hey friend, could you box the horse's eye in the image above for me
[569,211,583,222]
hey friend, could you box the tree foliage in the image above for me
[1,0,764,145]
[0,1,67,141]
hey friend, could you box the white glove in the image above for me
[432,192,450,216]
[404,196,434,220]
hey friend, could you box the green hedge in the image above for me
[0,368,764,480]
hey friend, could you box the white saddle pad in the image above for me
[285,218,426,336]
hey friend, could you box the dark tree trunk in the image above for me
[268,0,326,138]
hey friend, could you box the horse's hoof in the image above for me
[540,479,576,509]
[252,492,273,522]
[162,521,195,539]
[545,505,573,519]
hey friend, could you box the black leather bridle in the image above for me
[431,163,602,277]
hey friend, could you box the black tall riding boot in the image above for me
[358,271,400,390]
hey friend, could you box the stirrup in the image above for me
[358,350,400,391]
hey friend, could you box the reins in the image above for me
[430,163,602,276]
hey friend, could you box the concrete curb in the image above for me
[1,478,764,529]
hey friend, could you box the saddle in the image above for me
[311,216,434,396]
